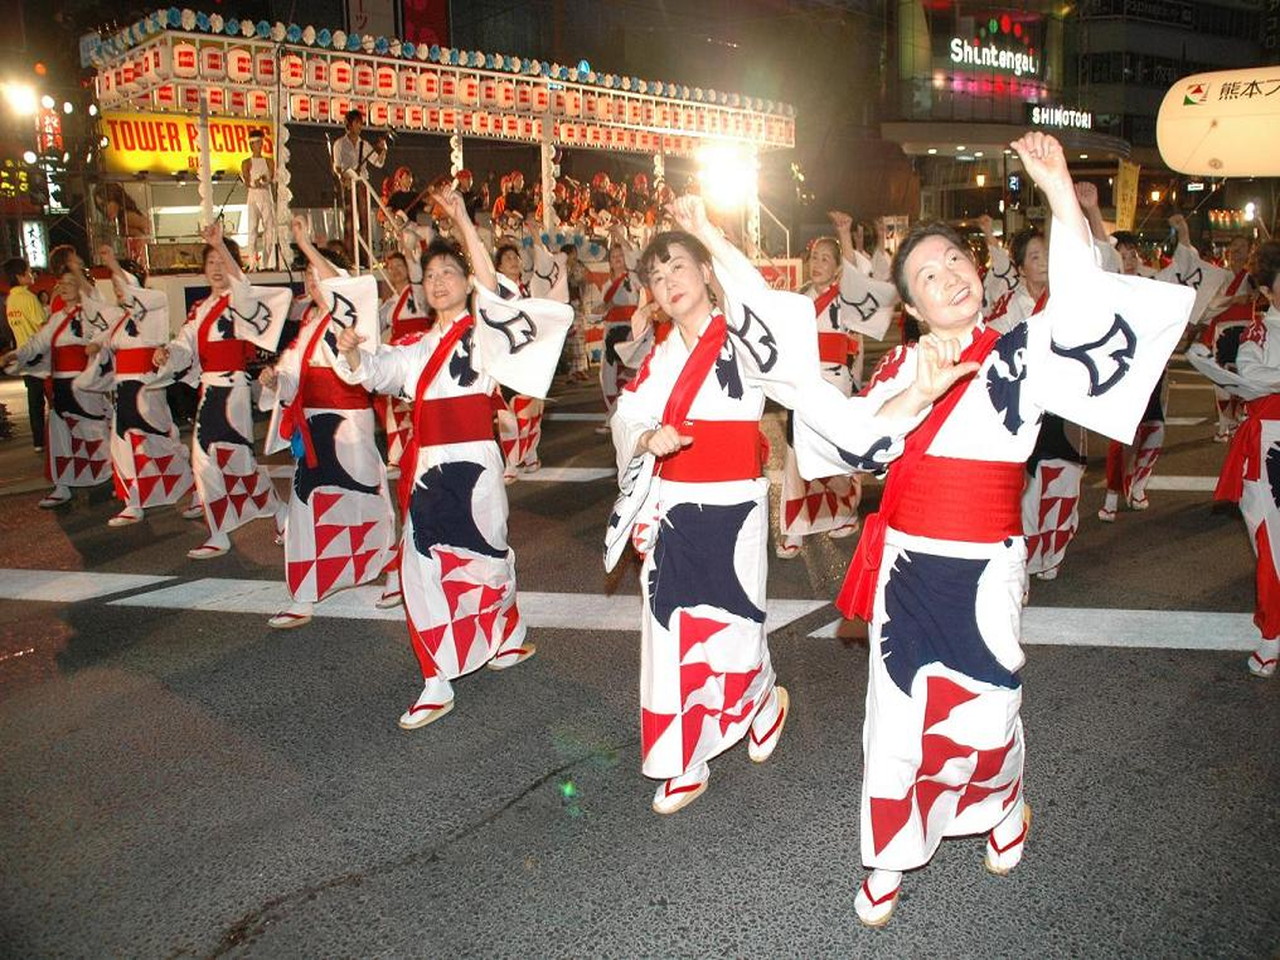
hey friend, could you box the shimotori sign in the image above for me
[1026,104,1094,131]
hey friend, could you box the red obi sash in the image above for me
[397,313,479,510]
[114,347,158,375]
[892,456,1024,541]
[200,339,255,373]
[413,394,495,446]
[835,325,1003,621]
[818,331,849,365]
[1215,394,1280,503]
[656,420,764,483]
[52,345,89,374]
[299,367,371,410]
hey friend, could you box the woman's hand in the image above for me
[667,195,711,236]
[152,346,170,368]
[1011,132,1072,199]
[291,215,310,245]
[258,366,278,390]
[639,424,693,458]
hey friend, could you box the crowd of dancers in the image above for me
[6,130,1277,929]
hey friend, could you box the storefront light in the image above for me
[3,82,37,116]
[974,151,984,157]
[927,148,938,155]
[1245,202,1257,222]
[21,150,36,163]
[63,102,73,114]
[976,173,987,187]
[88,104,99,117]
[956,145,966,151]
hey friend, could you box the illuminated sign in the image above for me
[949,37,1039,77]
[1026,104,1094,130]
[100,111,275,175]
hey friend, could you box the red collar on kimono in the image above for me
[661,312,728,428]
[812,282,840,319]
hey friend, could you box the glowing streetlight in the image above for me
[88,104,99,117]
[3,82,38,116]
[40,94,54,110]
[63,102,73,114]
[1245,201,1257,222]
[22,150,36,164]
[696,144,758,211]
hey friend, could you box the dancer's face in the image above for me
[902,235,983,333]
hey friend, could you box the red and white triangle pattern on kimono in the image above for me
[204,444,276,535]
[285,491,392,603]
[117,433,194,509]
[641,610,767,772]
[408,547,523,679]
[498,395,544,469]
[868,675,1022,860]
[779,447,860,538]
[384,398,414,472]
[1124,421,1164,501]
[52,423,111,487]
[1022,460,1084,577]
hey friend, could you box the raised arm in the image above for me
[291,216,338,282]
[830,210,857,265]
[201,222,247,285]
[1011,132,1088,247]
[435,185,498,294]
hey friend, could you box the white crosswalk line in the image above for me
[0,570,175,603]
[545,412,607,421]
[1164,416,1206,426]
[513,467,614,483]
[808,607,1260,650]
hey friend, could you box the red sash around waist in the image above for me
[299,367,372,410]
[1215,393,1280,502]
[199,339,254,373]
[892,456,1025,542]
[52,345,89,374]
[413,393,496,447]
[114,347,159,375]
[604,305,637,328]
[818,331,850,365]
[656,419,765,483]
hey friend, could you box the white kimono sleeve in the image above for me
[1154,243,1232,326]
[9,318,55,377]
[228,275,292,351]
[152,318,200,388]
[604,354,664,572]
[791,345,929,481]
[1027,217,1193,443]
[470,282,572,399]
[529,243,570,303]
[260,344,302,455]
[983,242,1019,309]
[1233,337,1280,395]
[1185,343,1271,400]
[314,271,380,347]
[835,259,896,341]
[332,337,420,399]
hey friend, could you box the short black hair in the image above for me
[117,258,147,287]
[1253,240,1280,291]
[891,221,970,307]
[315,246,350,271]
[1009,226,1043,269]
[637,230,711,285]
[3,257,29,286]
[1111,231,1140,251]
[345,109,364,126]
[422,237,470,276]
[202,237,242,269]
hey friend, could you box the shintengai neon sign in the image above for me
[949,37,1039,77]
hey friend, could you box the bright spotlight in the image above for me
[40,94,54,110]
[88,104,99,117]
[63,102,73,114]
[696,144,758,211]
[3,82,38,116]
[22,150,36,163]
[1245,201,1257,222]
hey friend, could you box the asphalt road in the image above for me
[0,363,1276,959]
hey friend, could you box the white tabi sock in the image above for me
[1103,490,1119,513]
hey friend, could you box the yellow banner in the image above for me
[100,111,275,176]
[1113,158,1141,232]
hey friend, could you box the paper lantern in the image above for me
[254,52,277,85]
[141,47,165,81]
[531,85,550,112]
[390,104,406,127]
[305,57,328,89]
[154,84,177,109]
[206,87,226,112]
[469,111,490,135]
[557,122,577,145]
[502,114,520,137]
[516,83,533,112]
[280,54,304,87]
[173,42,198,78]
[331,95,352,119]
[440,107,458,128]
[1157,68,1280,177]
[626,101,643,124]
[419,70,440,101]
[406,104,424,128]
[518,117,536,139]
[354,63,375,96]
[425,107,441,129]
[330,60,353,93]
[200,47,226,79]
[119,60,140,93]
[458,75,479,105]
[495,81,516,109]
[376,65,397,97]
[587,125,603,147]
[229,89,247,115]
[248,90,270,117]
[290,93,312,120]
[481,78,499,106]
[399,69,418,100]
[314,97,331,122]
[593,96,610,121]
[180,85,201,111]
[227,48,253,83]
[369,101,389,126]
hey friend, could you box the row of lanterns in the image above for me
[91,9,795,118]
[99,41,794,148]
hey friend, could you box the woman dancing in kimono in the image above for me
[153,225,289,559]
[607,195,972,815]
[335,187,570,729]
[3,265,111,508]
[378,236,432,480]
[1187,241,1280,679]
[775,211,897,559]
[792,132,1192,926]
[79,247,198,526]
[257,218,396,629]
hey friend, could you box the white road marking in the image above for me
[514,467,615,483]
[1164,417,1207,426]
[1169,382,1216,391]
[809,607,1260,651]
[545,412,607,421]
[0,570,175,603]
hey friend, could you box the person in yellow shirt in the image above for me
[4,257,47,451]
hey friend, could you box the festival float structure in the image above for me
[85,8,797,282]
